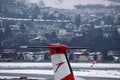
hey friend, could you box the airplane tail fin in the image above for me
[48,44,75,80]
[20,44,88,80]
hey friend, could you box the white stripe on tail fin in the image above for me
[48,44,75,80]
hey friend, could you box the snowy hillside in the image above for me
[28,0,120,9]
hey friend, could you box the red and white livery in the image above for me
[48,44,75,80]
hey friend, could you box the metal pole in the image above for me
[0,20,2,27]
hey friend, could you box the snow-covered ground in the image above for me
[0,62,120,69]
[28,0,120,9]
[0,63,120,79]
[0,69,120,79]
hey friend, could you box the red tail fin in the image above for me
[48,44,75,80]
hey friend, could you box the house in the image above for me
[108,51,120,62]
[73,51,88,62]
[40,51,51,61]
[19,51,50,62]
[20,52,44,61]
[0,49,15,61]
[88,52,102,61]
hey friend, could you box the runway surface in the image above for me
[0,62,120,80]
[0,76,119,80]
[81,77,120,80]
[0,69,120,80]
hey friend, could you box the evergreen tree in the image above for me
[112,29,120,50]
[0,26,4,50]
[20,23,26,33]
[75,14,81,27]
[4,22,13,38]
[104,15,114,25]
[32,5,40,19]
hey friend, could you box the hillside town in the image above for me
[0,0,120,62]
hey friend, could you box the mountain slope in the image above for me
[108,0,120,3]
[28,0,120,9]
